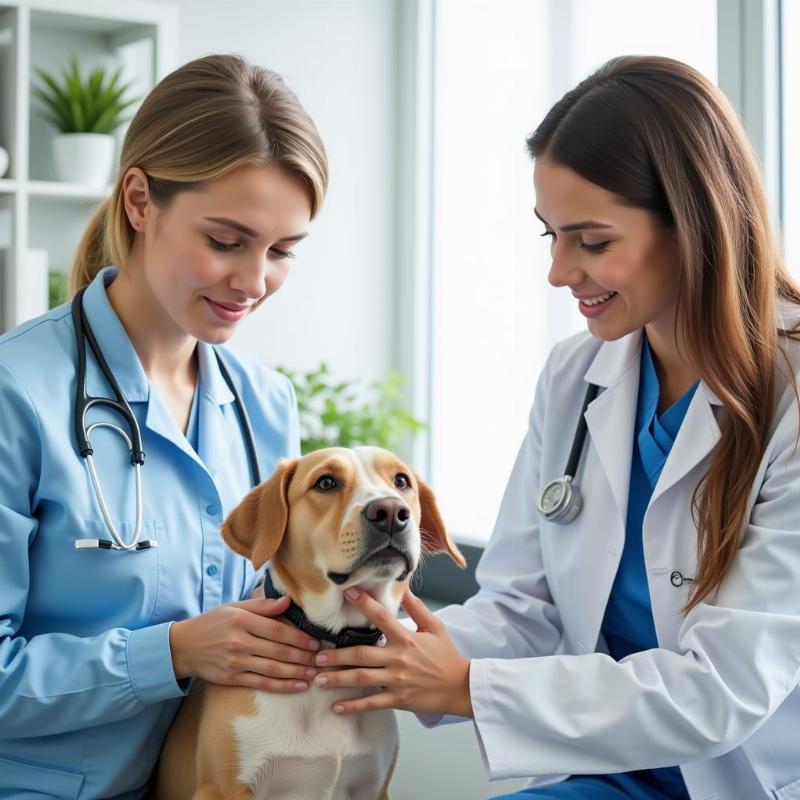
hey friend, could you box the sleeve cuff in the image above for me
[414,660,477,729]
[469,658,510,779]
[127,621,189,705]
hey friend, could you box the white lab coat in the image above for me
[421,319,800,799]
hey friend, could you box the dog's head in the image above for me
[221,446,465,630]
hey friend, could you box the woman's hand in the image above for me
[168,595,320,692]
[312,588,473,718]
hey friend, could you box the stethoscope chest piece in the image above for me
[537,476,582,523]
[536,382,599,525]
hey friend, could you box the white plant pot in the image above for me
[53,133,115,188]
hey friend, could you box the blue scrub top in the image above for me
[0,268,300,799]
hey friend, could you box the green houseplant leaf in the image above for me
[31,53,139,135]
[276,364,426,456]
[48,270,68,309]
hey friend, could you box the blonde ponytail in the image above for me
[68,199,111,295]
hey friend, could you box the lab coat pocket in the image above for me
[0,752,84,799]
[776,776,800,799]
[60,518,163,633]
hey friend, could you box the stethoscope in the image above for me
[71,286,262,551]
[537,382,600,524]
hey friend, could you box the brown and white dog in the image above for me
[152,446,465,800]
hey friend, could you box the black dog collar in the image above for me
[263,570,384,649]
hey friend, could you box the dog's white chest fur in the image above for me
[233,684,398,800]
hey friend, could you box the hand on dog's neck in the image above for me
[268,561,402,629]
[264,567,388,649]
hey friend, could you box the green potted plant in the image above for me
[31,54,138,188]
[276,363,426,455]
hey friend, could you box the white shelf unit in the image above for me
[0,0,177,333]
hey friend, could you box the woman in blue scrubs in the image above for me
[308,56,800,799]
[0,55,327,798]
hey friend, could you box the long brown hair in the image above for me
[69,54,328,296]
[527,55,800,612]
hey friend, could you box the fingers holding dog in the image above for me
[400,589,444,633]
[168,596,320,691]
[339,587,411,644]
[237,670,315,694]
[314,589,473,718]
[241,628,320,672]
[236,597,322,657]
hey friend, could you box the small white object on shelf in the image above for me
[0,146,8,179]
[20,248,49,322]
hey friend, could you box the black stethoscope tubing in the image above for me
[71,286,262,550]
[72,287,145,467]
[564,382,600,479]
[537,381,599,523]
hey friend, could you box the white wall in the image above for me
[160,0,399,384]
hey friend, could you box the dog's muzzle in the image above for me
[327,517,416,585]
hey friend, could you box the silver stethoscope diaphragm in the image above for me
[537,383,599,524]
[537,475,583,523]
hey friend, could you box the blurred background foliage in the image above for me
[276,363,426,455]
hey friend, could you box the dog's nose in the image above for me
[363,497,410,535]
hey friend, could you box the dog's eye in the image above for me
[314,474,339,492]
[394,473,411,490]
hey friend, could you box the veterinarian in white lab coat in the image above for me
[0,55,329,799]
[313,56,800,800]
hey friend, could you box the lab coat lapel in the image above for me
[582,331,643,525]
[649,383,721,506]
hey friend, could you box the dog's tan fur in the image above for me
[152,446,464,800]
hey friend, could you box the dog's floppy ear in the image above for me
[413,470,467,568]
[222,458,298,569]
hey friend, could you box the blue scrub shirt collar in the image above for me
[82,266,236,407]
[583,328,722,408]
[81,267,150,402]
[196,341,235,406]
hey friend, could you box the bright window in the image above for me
[429,0,718,544]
